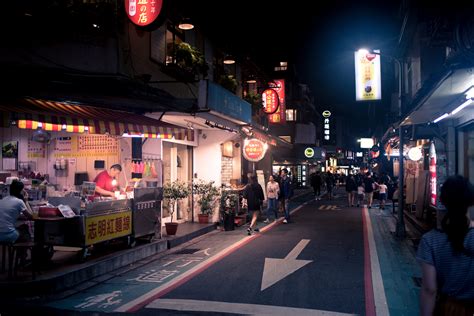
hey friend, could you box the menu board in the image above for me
[53,135,119,157]
[27,140,46,158]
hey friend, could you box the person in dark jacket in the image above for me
[243,175,264,235]
[310,171,322,200]
[280,169,293,223]
[345,175,357,207]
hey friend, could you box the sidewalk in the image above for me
[0,222,216,296]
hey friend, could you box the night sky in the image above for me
[176,0,401,138]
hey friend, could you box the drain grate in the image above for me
[412,276,422,288]
[173,248,200,254]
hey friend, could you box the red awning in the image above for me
[0,98,194,141]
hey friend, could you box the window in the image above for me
[286,109,297,121]
[165,25,184,65]
[150,22,184,65]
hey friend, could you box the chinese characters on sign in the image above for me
[322,110,333,144]
[262,89,279,114]
[268,79,286,124]
[354,49,382,101]
[125,0,163,27]
[242,138,267,162]
[86,211,132,245]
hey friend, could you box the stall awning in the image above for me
[0,98,194,141]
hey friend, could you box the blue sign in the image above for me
[206,81,252,124]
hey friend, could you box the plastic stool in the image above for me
[0,241,15,277]
[11,241,37,279]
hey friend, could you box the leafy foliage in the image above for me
[193,179,220,215]
[163,180,190,222]
[220,189,239,216]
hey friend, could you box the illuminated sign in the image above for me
[360,138,374,149]
[242,138,267,162]
[85,211,132,246]
[304,147,315,158]
[125,0,163,27]
[322,110,331,143]
[262,89,280,114]
[268,79,286,124]
[429,142,437,206]
[408,147,422,161]
[356,152,363,157]
[355,49,382,101]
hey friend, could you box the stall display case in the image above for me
[131,187,162,244]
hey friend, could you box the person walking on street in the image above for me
[280,169,293,223]
[325,172,334,200]
[364,173,375,208]
[377,181,388,210]
[311,171,322,200]
[417,175,474,315]
[243,175,265,235]
[264,175,280,223]
[345,174,357,207]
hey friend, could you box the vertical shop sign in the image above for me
[125,0,163,27]
[322,110,333,145]
[268,79,286,124]
[262,89,280,114]
[355,49,382,101]
[429,142,437,206]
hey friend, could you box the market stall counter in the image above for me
[34,199,132,261]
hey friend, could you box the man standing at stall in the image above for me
[94,164,122,198]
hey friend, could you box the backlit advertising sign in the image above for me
[125,0,163,27]
[268,79,286,124]
[242,138,267,162]
[355,49,381,101]
[262,89,279,114]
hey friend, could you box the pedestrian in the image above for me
[345,174,357,206]
[357,181,365,207]
[264,175,280,223]
[325,172,334,200]
[364,173,375,208]
[311,171,322,200]
[417,175,474,315]
[377,181,388,210]
[280,169,293,223]
[242,175,264,235]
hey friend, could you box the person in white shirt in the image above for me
[264,175,280,223]
[0,180,33,243]
[357,182,365,207]
[378,181,388,210]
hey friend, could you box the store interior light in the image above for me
[178,18,194,30]
[223,55,236,65]
[246,75,257,84]
[122,132,144,138]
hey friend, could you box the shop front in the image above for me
[0,98,192,259]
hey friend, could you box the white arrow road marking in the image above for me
[261,239,313,291]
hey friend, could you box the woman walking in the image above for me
[417,175,474,315]
[264,175,280,223]
[243,175,265,235]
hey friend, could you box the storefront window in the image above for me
[286,109,297,121]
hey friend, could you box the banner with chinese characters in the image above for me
[242,138,267,162]
[85,211,132,246]
[53,135,119,158]
[322,110,335,145]
[262,89,279,114]
[28,140,45,158]
[125,0,163,27]
[354,49,381,101]
[268,79,286,124]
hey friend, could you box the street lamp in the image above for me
[358,48,406,238]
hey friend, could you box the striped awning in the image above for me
[0,98,194,141]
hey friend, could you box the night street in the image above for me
[1,189,421,315]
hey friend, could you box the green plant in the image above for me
[218,75,238,93]
[220,189,239,216]
[243,91,263,115]
[163,180,190,223]
[174,42,208,76]
[193,180,220,215]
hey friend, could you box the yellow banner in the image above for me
[85,211,132,246]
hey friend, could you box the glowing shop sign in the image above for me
[243,138,267,162]
[262,89,279,114]
[125,0,163,27]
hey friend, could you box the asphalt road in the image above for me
[4,189,372,315]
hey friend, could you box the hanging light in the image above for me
[246,74,257,84]
[223,55,236,65]
[178,18,194,30]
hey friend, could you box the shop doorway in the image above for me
[162,142,192,222]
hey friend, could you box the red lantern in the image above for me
[125,0,163,27]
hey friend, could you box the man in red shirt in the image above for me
[93,164,122,198]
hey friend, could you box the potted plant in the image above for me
[163,180,190,235]
[193,180,220,223]
[220,189,239,231]
[174,42,208,79]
